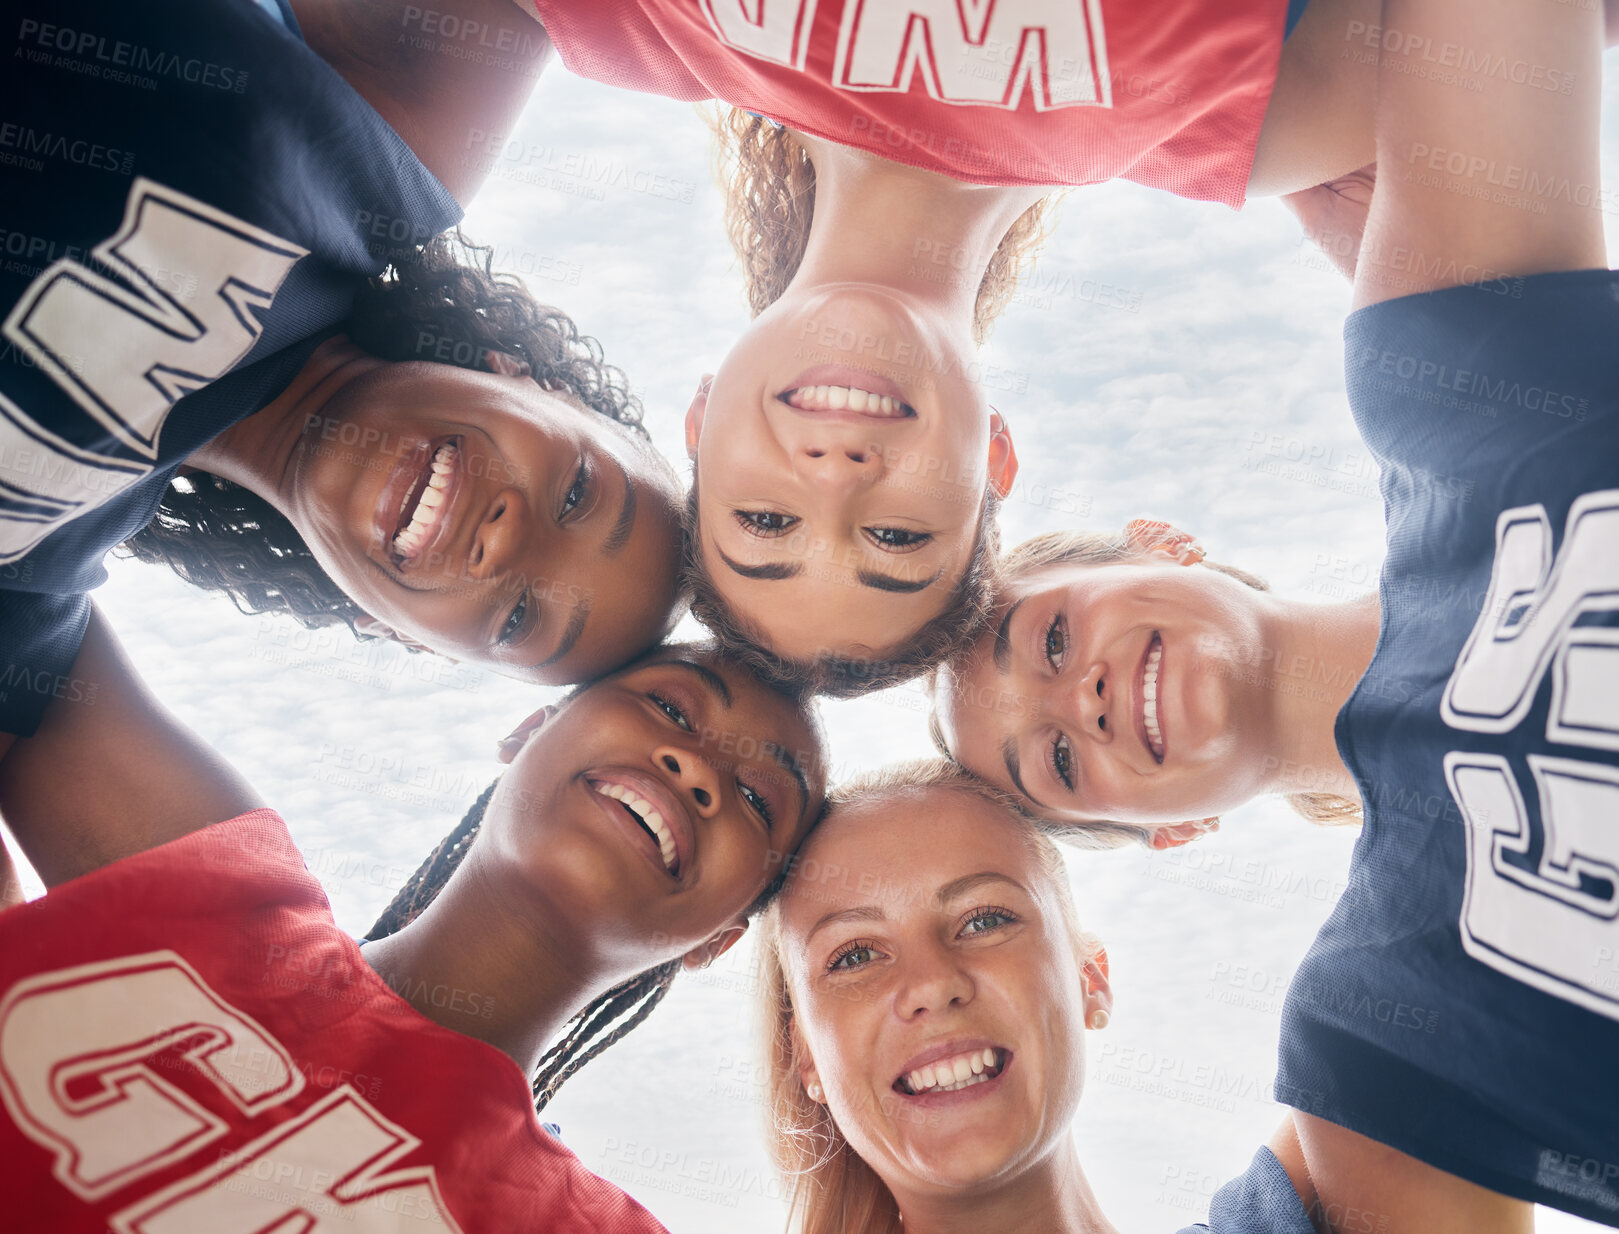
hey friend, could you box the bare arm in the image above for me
[1353,0,1606,308]
[1277,1111,1533,1234]
[0,608,261,888]
[288,0,553,206]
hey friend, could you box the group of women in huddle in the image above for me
[1,0,1616,1230]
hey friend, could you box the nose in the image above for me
[895,944,974,1020]
[467,487,532,580]
[1063,663,1114,744]
[789,433,884,491]
[653,745,722,818]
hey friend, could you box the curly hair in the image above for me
[934,527,1364,829]
[119,231,649,634]
[682,473,1001,698]
[708,108,1056,343]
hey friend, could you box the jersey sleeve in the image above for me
[1173,1147,1315,1234]
[0,591,93,736]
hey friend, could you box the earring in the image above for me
[1088,1010,1110,1031]
[806,1081,823,1102]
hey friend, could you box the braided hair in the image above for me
[364,777,681,1112]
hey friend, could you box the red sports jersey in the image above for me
[522,0,1288,206]
[0,810,669,1234]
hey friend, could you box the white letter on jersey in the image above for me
[834,0,1111,109]
[1441,492,1619,734]
[701,0,819,69]
[1441,490,1619,1021]
[119,1087,463,1234]
[0,953,304,1200]
[0,178,305,563]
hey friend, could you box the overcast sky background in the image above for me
[12,42,1619,1234]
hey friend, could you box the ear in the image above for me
[483,350,532,378]
[1081,944,1114,1029]
[495,704,558,764]
[1148,817,1220,851]
[1124,518,1206,566]
[684,373,714,460]
[681,918,748,971]
[353,615,435,654]
[986,408,1019,499]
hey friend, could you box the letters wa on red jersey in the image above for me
[0,811,668,1234]
[523,0,1287,206]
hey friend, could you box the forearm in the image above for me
[289,0,553,206]
[1354,0,1606,307]
[0,608,260,887]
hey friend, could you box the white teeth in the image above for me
[904,1049,1002,1094]
[596,783,678,872]
[392,443,457,561]
[1143,642,1164,759]
[786,384,909,416]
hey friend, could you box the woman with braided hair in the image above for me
[0,610,828,1231]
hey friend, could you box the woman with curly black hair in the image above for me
[0,0,684,743]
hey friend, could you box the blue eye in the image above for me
[648,692,692,731]
[961,908,1016,936]
[498,593,529,646]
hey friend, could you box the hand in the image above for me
[1281,163,1376,281]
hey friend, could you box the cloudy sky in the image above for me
[13,37,1619,1234]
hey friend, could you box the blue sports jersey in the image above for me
[1175,1147,1314,1234]
[0,0,460,734]
[1271,270,1619,1226]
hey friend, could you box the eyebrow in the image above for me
[1002,736,1045,810]
[657,656,733,708]
[533,602,591,670]
[717,548,802,581]
[804,872,1029,940]
[772,744,811,821]
[993,598,1025,675]
[716,547,940,593]
[602,457,637,557]
[857,568,944,594]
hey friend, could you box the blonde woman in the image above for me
[758,762,1560,1233]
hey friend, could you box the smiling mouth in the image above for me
[391,439,460,567]
[589,779,680,876]
[1141,633,1165,763]
[895,1047,1007,1096]
[779,383,914,417]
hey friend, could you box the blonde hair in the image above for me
[969,528,1364,827]
[708,108,1055,344]
[755,760,1099,1234]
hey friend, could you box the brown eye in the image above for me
[735,510,798,535]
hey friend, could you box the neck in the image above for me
[790,133,1046,320]
[892,1140,1119,1234]
[1253,589,1382,800]
[360,846,614,1075]
[188,336,383,509]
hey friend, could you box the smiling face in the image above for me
[689,285,1016,662]
[286,362,683,684]
[484,649,828,962]
[937,557,1283,828]
[777,786,1106,1202]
